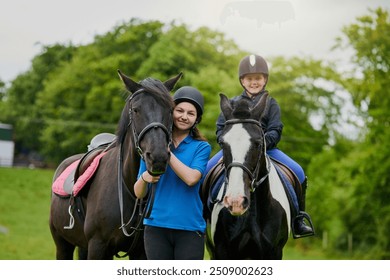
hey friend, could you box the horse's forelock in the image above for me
[232,99,251,119]
[139,78,175,109]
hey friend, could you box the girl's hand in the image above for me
[141,171,160,184]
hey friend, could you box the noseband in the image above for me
[224,119,270,192]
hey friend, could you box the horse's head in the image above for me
[219,93,269,215]
[117,70,182,175]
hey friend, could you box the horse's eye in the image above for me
[254,138,263,146]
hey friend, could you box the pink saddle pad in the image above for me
[52,152,106,197]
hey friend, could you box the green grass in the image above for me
[0,167,55,259]
[0,167,338,260]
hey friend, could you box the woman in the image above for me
[134,86,211,259]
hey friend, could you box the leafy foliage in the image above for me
[308,8,390,259]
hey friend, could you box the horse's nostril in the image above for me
[242,196,249,209]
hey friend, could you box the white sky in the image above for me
[1,0,389,83]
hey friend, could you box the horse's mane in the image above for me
[232,98,252,119]
[116,78,175,144]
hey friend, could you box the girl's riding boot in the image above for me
[293,177,315,238]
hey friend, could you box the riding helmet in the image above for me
[238,54,269,78]
[173,86,204,121]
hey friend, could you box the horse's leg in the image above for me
[87,238,112,260]
[129,237,147,260]
[51,234,76,260]
[50,214,75,259]
[77,247,88,260]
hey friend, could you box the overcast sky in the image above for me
[1,0,389,83]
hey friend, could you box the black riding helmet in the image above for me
[238,54,269,90]
[173,86,204,123]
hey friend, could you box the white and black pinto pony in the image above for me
[203,93,291,259]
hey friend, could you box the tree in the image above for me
[306,7,390,259]
[1,44,75,153]
[34,20,166,162]
[269,56,342,169]
[335,7,390,259]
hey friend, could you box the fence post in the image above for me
[322,231,328,250]
[348,233,353,255]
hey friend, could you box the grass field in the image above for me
[0,167,55,259]
[0,167,336,260]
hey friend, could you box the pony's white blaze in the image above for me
[223,124,251,198]
[268,162,291,234]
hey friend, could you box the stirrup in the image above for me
[292,211,315,239]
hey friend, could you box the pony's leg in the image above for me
[265,247,283,260]
[214,241,232,259]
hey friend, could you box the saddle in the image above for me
[52,133,116,197]
[51,133,116,230]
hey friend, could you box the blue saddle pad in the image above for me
[273,164,299,214]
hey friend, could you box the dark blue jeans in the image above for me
[144,226,205,260]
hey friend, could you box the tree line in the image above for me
[0,8,388,259]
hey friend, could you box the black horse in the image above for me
[49,71,182,259]
[203,93,291,259]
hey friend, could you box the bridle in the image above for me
[116,88,173,256]
[127,89,172,160]
[224,118,270,193]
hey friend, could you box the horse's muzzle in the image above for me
[223,195,249,216]
[144,151,170,175]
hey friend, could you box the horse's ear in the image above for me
[251,92,269,120]
[163,72,183,91]
[220,93,233,120]
[117,69,142,93]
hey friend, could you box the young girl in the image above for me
[134,86,211,259]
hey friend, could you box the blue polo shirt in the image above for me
[137,134,211,233]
